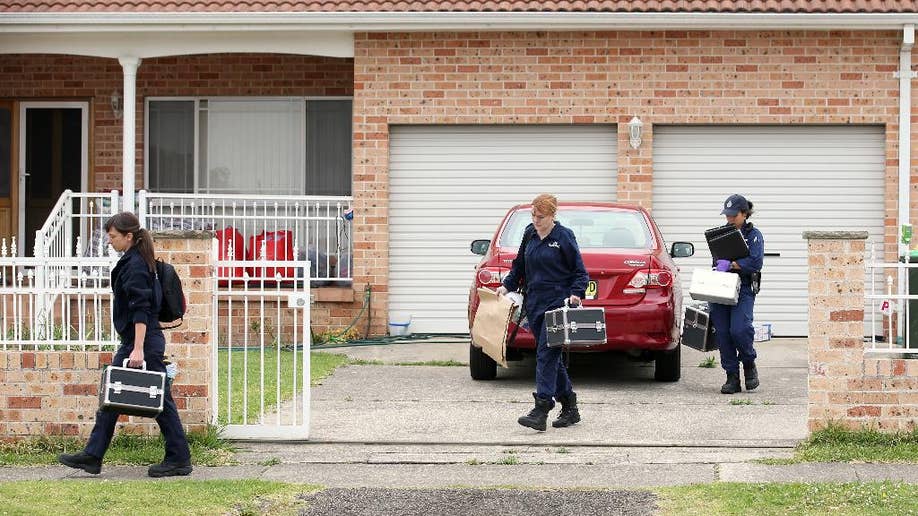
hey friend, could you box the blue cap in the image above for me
[720,194,749,216]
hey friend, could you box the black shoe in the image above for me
[720,372,742,394]
[517,393,554,431]
[552,392,581,428]
[58,452,101,475]
[148,461,193,478]
[744,363,760,391]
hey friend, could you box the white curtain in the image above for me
[203,99,305,195]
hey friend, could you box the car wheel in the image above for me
[469,342,497,380]
[654,344,681,382]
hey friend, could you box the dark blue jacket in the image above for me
[502,222,589,300]
[111,246,162,342]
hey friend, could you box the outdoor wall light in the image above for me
[110,90,123,120]
[628,116,643,149]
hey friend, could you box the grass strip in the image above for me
[0,480,316,516]
[0,425,234,467]
[657,481,918,515]
[760,423,918,464]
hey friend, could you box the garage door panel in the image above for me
[389,125,617,333]
[653,125,885,337]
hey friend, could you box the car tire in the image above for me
[654,344,681,382]
[469,342,497,380]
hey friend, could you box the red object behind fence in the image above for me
[246,230,295,280]
[214,226,246,285]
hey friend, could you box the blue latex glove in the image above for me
[715,259,731,272]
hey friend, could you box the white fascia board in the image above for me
[2,12,918,32]
[0,30,354,58]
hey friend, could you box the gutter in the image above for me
[2,12,918,32]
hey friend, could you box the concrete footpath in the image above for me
[5,338,918,488]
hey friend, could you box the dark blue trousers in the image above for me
[709,284,758,374]
[85,336,191,464]
[527,291,573,401]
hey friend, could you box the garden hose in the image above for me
[312,333,470,349]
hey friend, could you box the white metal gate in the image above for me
[211,240,312,440]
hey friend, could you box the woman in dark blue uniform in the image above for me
[710,194,765,394]
[497,194,589,431]
[59,212,192,477]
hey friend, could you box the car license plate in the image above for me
[585,280,598,300]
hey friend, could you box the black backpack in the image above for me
[155,259,186,329]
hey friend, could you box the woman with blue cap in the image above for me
[712,194,764,394]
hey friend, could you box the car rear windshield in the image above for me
[499,208,653,250]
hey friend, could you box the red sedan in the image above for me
[468,202,695,382]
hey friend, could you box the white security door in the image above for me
[389,125,617,334]
[652,125,885,337]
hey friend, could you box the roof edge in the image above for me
[2,12,918,32]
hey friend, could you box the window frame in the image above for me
[143,95,353,196]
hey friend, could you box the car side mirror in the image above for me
[470,239,490,256]
[670,242,694,258]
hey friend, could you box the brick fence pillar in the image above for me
[803,230,916,431]
[152,230,213,433]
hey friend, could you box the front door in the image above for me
[19,102,87,256]
[0,101,15,246]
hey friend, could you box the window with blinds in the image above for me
[147,98,352,196]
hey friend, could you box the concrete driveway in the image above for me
[308,337,808,448]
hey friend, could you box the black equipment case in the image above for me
[682,303,717,352]
[98,360,166,417]
[545,300,607,348]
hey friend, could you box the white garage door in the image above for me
[652,125,885,337]
[389,125,617,334]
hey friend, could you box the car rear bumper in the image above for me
[504,298,678,352]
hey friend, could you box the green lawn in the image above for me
[0,426,234,467]
[658,481,918,515]
[0,480,314,516]
[216,349,348,425]
[761,424,918,464]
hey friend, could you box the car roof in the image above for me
[508,202,649,214]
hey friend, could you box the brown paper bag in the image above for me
[471,287,514,368]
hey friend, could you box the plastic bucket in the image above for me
[389,313,412,336]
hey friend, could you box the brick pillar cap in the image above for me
[802,231,869,240]
[150,230,214,240]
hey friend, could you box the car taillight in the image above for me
[627,269,673,290]
[477,268,503,286]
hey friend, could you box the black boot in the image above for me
[720,372,742,394]
[744,362,760,391]
[518,393,554,431]
[148,460,193,478]
[58,451,101,474]
[552,392,581,428]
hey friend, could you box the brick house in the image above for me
[0,3,915,338]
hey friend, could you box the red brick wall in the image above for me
[351,30,917,335]
[0,53,354,192]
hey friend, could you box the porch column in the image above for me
[118,56,140,213]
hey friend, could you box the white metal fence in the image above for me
[138,191,353,286]
[212,245,312,439]
[865,243,918,353]
[0,252,118,351]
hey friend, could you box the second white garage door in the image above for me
[652,125,886,337]
[389,125,617,334]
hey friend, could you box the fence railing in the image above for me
[0,254,118,350]
[864,243,917,354]
[138,191,353,285]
